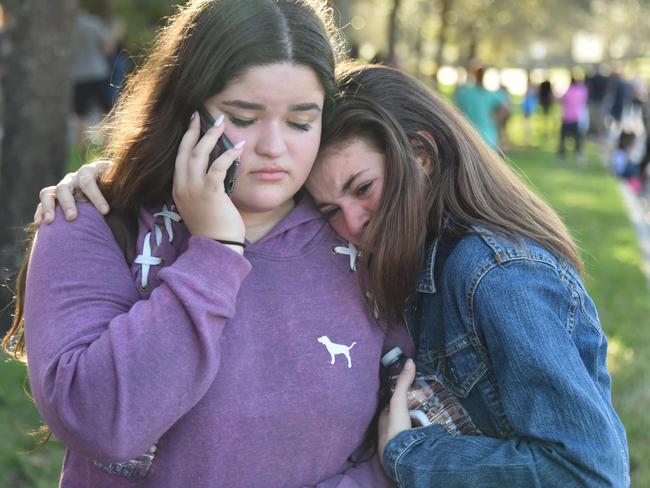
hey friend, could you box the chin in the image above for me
[232,188,298,214]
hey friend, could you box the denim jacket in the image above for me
[383,226,629,487]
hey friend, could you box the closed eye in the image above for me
[321,206,339,219]
[288,121,313,132]
[229,115,255,128]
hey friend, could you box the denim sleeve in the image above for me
[383,259,629,487]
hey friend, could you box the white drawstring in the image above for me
[154,226,163,247]
[332,242,358,271]
[134,204,182,290]
[153,204,182,243]
[134,232,163,290]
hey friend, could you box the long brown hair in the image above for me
[3,0,342,360]
[320,63,582,322]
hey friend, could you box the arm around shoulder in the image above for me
[24,205,251,461]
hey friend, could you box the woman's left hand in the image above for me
[378,358,416,467]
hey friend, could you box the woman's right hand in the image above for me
[173,112,246,245]
[35,160,111,225]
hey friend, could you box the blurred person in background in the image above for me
[585,64,609,140]
[538,77,554,137]
[522,76,538,147]
[454,62,510,152]
[497,82,513,150]
[606,67,632,139]
[558,74,588,164]
[104,17,132,107]
[71,2,115,145]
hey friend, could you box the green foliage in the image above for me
[83,0,182,55]
[0,359,65,488]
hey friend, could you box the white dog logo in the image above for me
[317,336,357,368]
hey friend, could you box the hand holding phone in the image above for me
[173,109,246,247]
[198,108,240,196]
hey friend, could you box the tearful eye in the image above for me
[356,182,373,196]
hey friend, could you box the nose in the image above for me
[255,121,287,159]
[340,204,370,243]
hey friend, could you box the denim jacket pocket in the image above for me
[425,336,488,399]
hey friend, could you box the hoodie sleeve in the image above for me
[24,205,251,462]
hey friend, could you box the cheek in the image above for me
[223,125,252,163]
[291,130,321,173]
[365,183,384,215]
[369,191,382,213]
[329,218,352,241]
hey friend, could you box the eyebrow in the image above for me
[222,100,322,112]
[314,170,369,210]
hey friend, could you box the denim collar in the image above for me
[416,239,439,294]
[416,224,485,294]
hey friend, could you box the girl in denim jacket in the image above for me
[34,63,630,486]
[304,65,628,487]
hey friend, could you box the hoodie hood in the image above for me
[246,194,346,259]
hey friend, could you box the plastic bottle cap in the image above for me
[381,346,404,367]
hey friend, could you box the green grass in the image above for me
[505,121,650,485]
[0,359,65,487]
[1,116,649,485]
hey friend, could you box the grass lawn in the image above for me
[506,147,650,485]
[1,112,649,485]
[506,110,650,485]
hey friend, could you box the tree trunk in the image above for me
[387,0,401,65]
[0,0,78,333]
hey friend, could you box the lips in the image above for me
[251,166,286,173]
[250,166,288,181]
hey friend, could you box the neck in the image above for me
[241,199,296,243]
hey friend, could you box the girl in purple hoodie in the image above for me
[4,2,408,487]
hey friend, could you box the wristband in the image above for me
[214,239,246,249]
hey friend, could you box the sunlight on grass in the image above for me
[507,136,650,486]
[607,336,635,374]
[611,245,644,268]
[557,191,602,210]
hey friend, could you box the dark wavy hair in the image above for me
[4,0,343,361]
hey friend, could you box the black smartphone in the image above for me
[198,108,240,196]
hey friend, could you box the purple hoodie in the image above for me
[24,196,412,487]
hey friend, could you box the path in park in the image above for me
[593,138,650,289]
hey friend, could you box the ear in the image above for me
[410,130,437,176]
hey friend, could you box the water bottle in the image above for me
[381,347,481,435]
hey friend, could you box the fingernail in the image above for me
[100,205,109,214]
[191,111,197,120]
[234,140,246,149]
[65,209,75,220]
[45,212,52,221]
[213,114,224,127]
[405,359,414,369]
